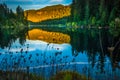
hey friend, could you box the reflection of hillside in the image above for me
[26,29,70,44]
[24,4,71,22]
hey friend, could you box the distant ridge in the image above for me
[24,4,71,22]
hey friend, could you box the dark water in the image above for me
[0,28,120,80]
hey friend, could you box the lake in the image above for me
[0,28,120,80]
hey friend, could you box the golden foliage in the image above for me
[26,29,70,44]
[24,4,71,22]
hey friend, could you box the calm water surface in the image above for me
[0,29,120,80]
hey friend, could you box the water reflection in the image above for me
[0,38,119,79]
[0,27,28,48]
[0,28,120,80]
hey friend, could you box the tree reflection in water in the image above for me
[69,28,120,72]
[0,27,119,80]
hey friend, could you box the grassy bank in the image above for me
[0,70,89,80]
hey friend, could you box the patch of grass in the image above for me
[0,70,91,80]
[50,71,91,80]
[0,70,44,80]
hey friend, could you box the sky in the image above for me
[0,0,72,12]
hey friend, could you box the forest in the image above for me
[0,0,120,48]
[0,3,28,48]
[70,0,120,26]
[66,0,120,38]
[0,3,27,27]
[29,0,120,37]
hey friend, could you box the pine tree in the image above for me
[70,0,77,22]
[16,5,24,22]
[85,0,89,25]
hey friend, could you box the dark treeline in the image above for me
[0,3,27,26]
[69,0,120,71]
[0,3,28,48]
[70,0,120,27]
[69,0,120,60]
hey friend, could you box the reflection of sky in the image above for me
[0,39,120,79]
[0,39,89,68]
[0,0,72,12]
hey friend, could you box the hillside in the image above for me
[24,4,71,22]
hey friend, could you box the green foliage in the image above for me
[51,71,89,80]
[70,0,120,28]
[85,0,89,24]
[99,0,104,15]
[0,3,27,27]
[109,18,120,37]
[0,3,28,48]
[100,9,107,26]
[91,17,96,25]
[109,8,116,23]
[63,74,72,80]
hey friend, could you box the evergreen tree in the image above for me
[99,0,104,18]
[69,0,120,27]
[16,5,24,22]
[84,0,89,25]
[8,9,15,19]
[70,0,77,22]
[78,0,85,21]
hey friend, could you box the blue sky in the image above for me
[0,0,72,12]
